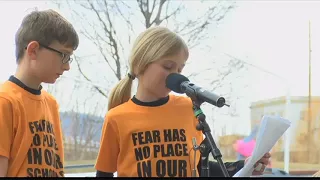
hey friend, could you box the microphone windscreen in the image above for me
[165,73,189,93]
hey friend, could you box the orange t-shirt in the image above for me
[95,94,204,177]
[0,77,64,177]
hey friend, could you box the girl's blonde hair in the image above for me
[108,26,189,110]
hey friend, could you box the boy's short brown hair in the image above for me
[15,9,79,63]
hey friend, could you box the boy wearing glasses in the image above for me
[0,9,79,177]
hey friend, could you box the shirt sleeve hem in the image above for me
[95,164,117,174]
[0,148,10,159]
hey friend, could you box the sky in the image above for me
[1,0,320,136]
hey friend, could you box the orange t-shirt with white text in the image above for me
[95,95,204,177]
[0,77,64,177]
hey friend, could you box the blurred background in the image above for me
[1,0,320,176]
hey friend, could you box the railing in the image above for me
[65,164,94,170]
[65,164,95,177]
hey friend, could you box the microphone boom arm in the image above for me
[192,98,230,177]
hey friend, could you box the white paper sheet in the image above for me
[233,115,291,177]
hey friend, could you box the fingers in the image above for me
[257,153,271,165]
[252,167,265,176]
[252,163,266,176]
[259,157,269,165]
[263,152,271,158]
[252,153,270,176]
[247,153,271,176]
[254,163,265,172]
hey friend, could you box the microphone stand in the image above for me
[192,98,230,177]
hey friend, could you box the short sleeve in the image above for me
[95,114,120,173]
[0,97,14,158]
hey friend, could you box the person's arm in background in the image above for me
[0,97,14,177]
[95,115,119,177]
[96,171,114,177]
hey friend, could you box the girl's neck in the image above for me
[135,86,168,102]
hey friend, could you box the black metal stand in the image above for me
[193,99,230,177]
[199,138,210,177]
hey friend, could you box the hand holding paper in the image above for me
[233,115,291,177]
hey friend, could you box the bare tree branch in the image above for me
[136,0,183,27]
[64,96,104,161]
[74,55,108,98]
[52,0,238,99]
[174,1,236,48]
[85,0,122,80]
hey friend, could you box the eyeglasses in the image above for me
[25,43,73,64]
[40,44,73,64]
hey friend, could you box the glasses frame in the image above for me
[24,43,73,64]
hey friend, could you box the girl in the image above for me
[95,27,270,177]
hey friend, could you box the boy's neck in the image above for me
[14,66,41,90]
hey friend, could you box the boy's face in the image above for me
[26,41,73,84]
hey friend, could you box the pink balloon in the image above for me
[234,139,256,157]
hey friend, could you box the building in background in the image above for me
[218,134,245,159]
[250,96,320,163]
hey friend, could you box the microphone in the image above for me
[166,73,229,108]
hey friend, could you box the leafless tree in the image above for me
[63,96,104,161]
[51,0,238,99]
[192,55,248,112]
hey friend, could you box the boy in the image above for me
[0,9,79,177]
